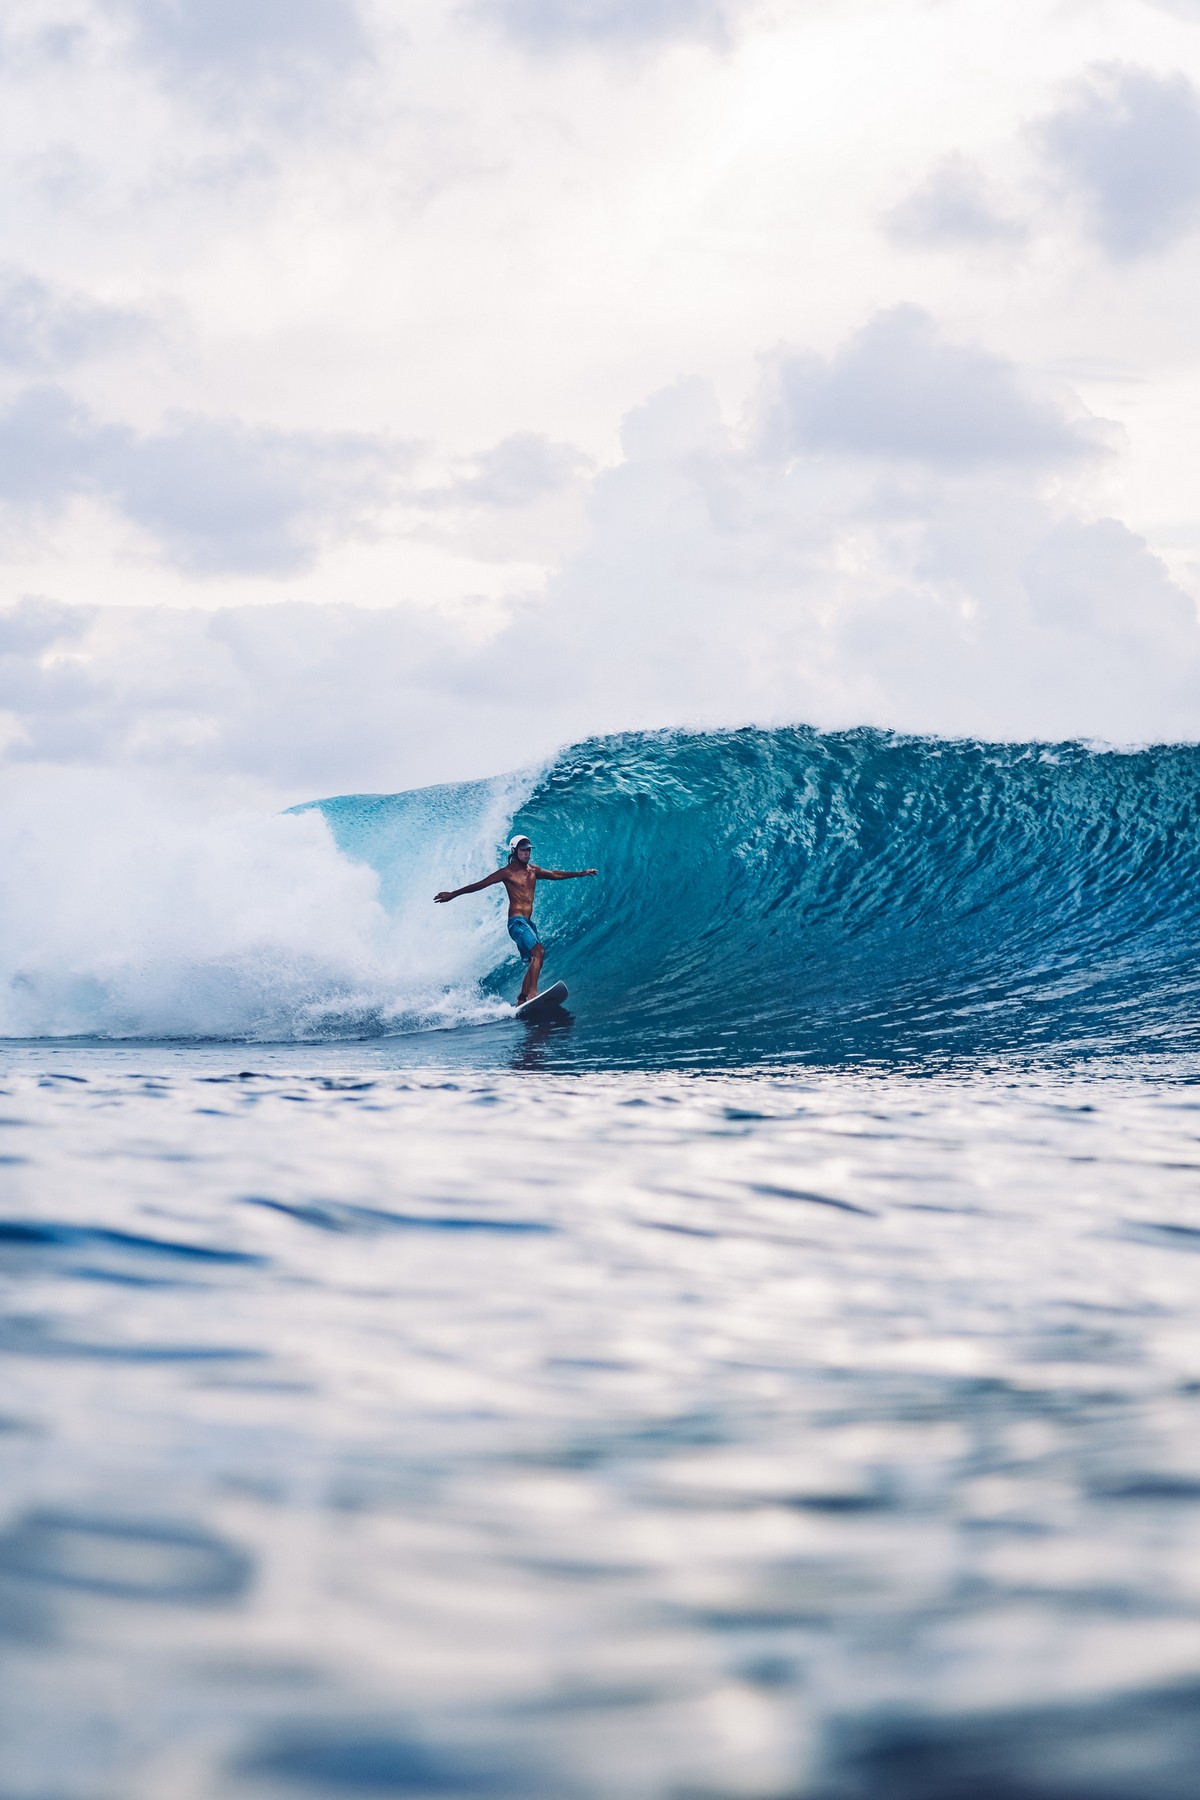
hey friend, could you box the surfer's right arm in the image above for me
[434,870,504,904]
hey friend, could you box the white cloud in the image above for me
[422,432,592,508]
[1037,62,1200,259]
[103,0,370,116]
[0,386,414,574]
[0,592,87,655]
[885,155,1028,249]
[0,265,149,369]
[402,431,595,573]
[520,363,1198,748]
[756,307,1107,468]
[0,14,91,71]
[109,412,406,575]
[1023,516,1196,639]
[467,0,741,51]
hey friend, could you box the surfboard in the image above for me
[514,980,568,1022]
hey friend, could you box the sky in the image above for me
[3,0,1200,803]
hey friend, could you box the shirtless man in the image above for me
[434,835,598,1005]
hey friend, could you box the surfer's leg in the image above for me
[519,942,544,1004]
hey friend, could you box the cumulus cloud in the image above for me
[423,432,592,508]
[0,266,148,370]
[104,0,370,115]
[0,386,411,575]
[0,598,473,792]
[1037,63,1200,259]
[526,370,1199,748]
[756,306,1107,469]
[0,384,588,585]
[0,594,88,657]
[108,413,404,575]
[0,17,91,70]
[1024,517,1197,640]
[885,155,1027,249]
[468,0,740,51]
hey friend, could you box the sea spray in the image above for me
[0,767,528,1039]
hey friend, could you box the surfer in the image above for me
[434,835,598,1005]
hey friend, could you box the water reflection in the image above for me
[509,1010,575,1071]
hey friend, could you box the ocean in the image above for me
[3,725,1200,1799]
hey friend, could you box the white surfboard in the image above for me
[514,980,568,1022]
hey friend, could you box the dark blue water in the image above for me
[3,1044,1200,1798]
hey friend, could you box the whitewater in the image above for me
[3,725,1200,1800]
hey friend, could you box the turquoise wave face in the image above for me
[311,726,1200,1067]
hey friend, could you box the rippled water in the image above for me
[4,1043,1200,1798]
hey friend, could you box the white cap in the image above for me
[508,834,531,852]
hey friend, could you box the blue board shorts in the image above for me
[507,916,541,963]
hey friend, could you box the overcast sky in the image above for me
[3,0,1200,800]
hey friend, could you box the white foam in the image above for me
[0,767,530,1040]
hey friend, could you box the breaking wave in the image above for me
[314,725,1200,1064]
[5,726,1200,1064]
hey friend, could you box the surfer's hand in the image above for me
[434,891,453,903]
[583,868,597,876]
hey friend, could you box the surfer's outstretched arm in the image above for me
[532,867,598,880]
[434,870,504,903]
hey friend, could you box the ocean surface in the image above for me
[4,727,1200,1798]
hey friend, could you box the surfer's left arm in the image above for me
[533,867,598,880]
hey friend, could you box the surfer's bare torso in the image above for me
[495,860,538,919]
